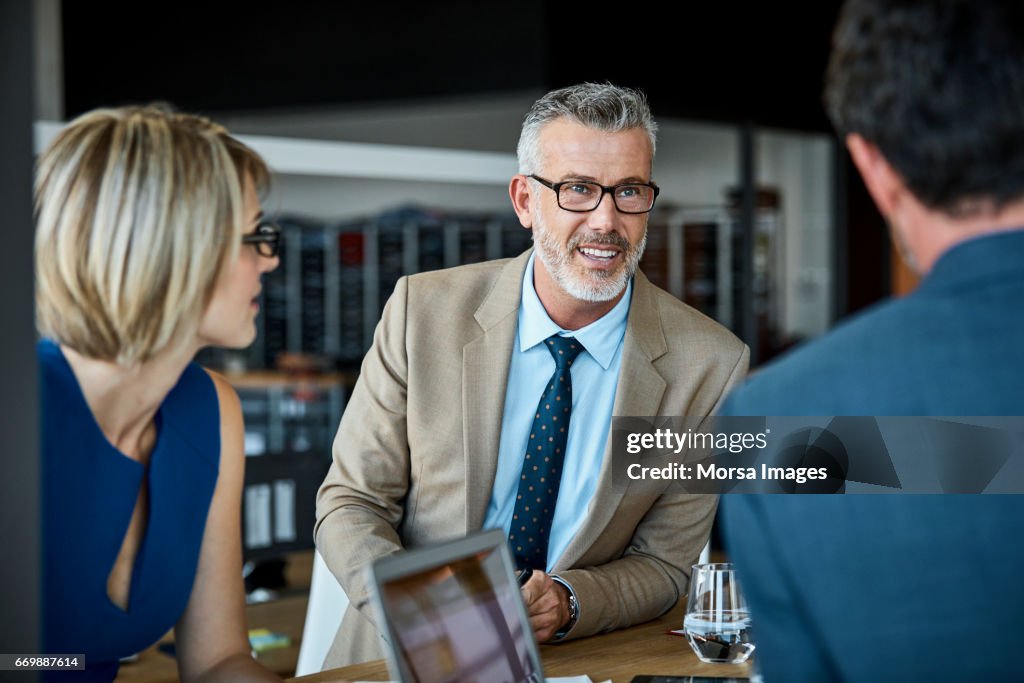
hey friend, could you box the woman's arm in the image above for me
[174,371,281,682]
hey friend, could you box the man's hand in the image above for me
[520,569,570,642]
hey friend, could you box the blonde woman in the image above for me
[36,106,282,682]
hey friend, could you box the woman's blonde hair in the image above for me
[35,105,270,365]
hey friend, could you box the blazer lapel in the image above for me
[556,271,668,569]
[463,251,532,532]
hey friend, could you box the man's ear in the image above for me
[509,174,534,229]
[846,133,905,218]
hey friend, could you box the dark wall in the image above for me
[63,1,842,132]
[545,3,843,132]
[63,2,548,116]
[2,0,40,665]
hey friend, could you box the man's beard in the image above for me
[532,210,647,303]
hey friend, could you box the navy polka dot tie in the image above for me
[509,334,584,570]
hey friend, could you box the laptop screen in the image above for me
[373,532,543,683]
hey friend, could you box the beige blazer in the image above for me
[314,250,749,667]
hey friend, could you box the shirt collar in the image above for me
[518,252,632,370]
[919,228,1024,295]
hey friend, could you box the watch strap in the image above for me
[550,575,579,640]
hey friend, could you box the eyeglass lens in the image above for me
[558,182,656,213]
[243,224,281,258]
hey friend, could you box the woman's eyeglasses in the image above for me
[241,222,281,258]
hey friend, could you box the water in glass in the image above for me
[684,563,755,664]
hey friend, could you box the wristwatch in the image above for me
[551,575,579,640]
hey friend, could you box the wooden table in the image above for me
[292,601,752,682]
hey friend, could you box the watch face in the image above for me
[561,594,578,634]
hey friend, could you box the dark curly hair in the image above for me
[825,0,1024,215]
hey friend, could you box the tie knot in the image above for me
[545,335,583,368]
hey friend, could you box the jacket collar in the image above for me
[919,229,1024,295]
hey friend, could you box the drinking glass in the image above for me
[683,562,755,664]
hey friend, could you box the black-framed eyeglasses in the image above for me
[242,222,281,258]
[529,174,660,214]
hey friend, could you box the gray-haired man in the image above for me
[316,83,748,666]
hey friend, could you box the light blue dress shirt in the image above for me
[483,253,631,570]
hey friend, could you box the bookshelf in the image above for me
[642,199,785,358]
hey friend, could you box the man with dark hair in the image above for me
[721,2,1024,680]
[316,83,748,667]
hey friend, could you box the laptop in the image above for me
[369,528,545,683]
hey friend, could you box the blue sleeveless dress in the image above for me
[40,340,220,682]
